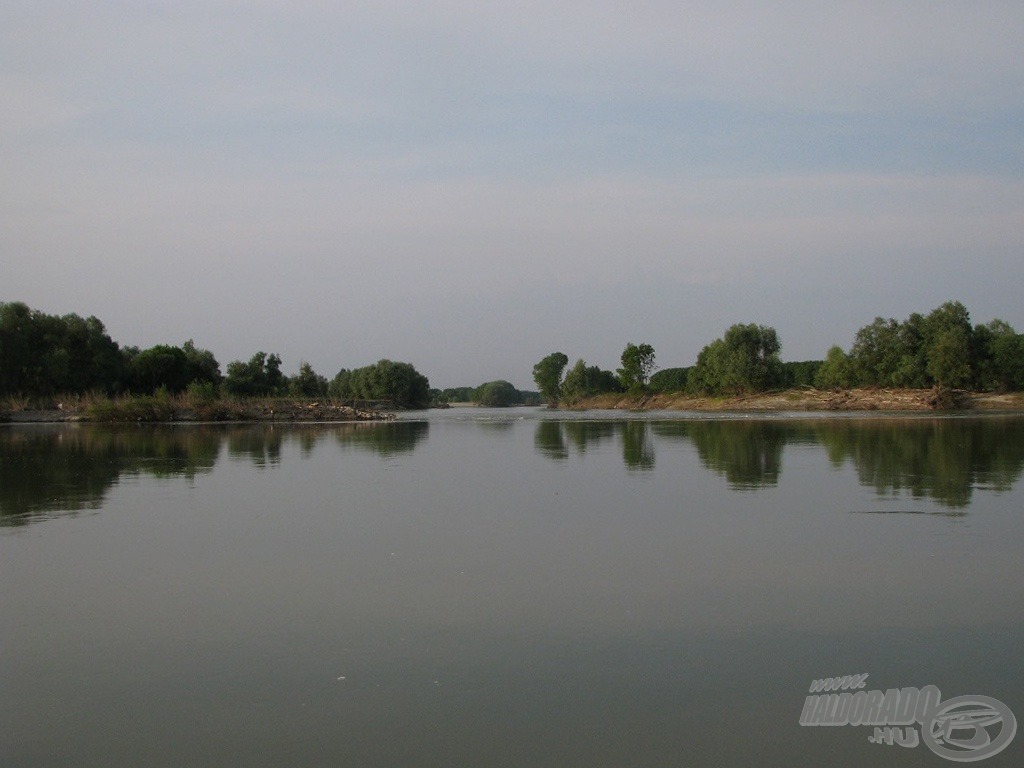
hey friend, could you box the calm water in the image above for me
[2,410,1023,767]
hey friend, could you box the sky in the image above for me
[3,1,1023,390]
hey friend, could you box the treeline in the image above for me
[532,343,655,405]
[533,301,1023,405]
[433,381,541,407]
[816,301,1023,392]
[0,301,431,408]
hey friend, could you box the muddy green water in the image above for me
[2,410,1022,766]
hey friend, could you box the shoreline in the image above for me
[562,388,1024,413]
[1,399,395,424]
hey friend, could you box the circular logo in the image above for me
[922,695,1017,762]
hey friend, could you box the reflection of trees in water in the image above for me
[1,422,431,527]
[569,418,1024,506]
[224,422,429,466]
[620,422,654,470]
[226,426,283,467]
[534,421,651,470]
[333,421,429,457]
[563,422,616,454]
[0,426,221,526]
[534,420,567,460]
[815,418,1024,508]
[652,421,787,488]
[684,421,788,489]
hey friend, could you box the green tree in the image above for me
[850,317,904,386]
[289,362,328,397]
[329,369,352,399]
[129,345,190,393]
[475,380,520,407]
[649,367,689,393]
[224,352,287,397]
[891,313,928,387]
[617,342,656,394]
[781,360,823,388]
[441,386,476,403]
[814,346,855,389]
[690,324,783,394]
[0,303,125,395]
[182,340,221,388]
[977,320,1024,391]
[560,359,623,404]
[532,352,569,406]
[347,360,430,408]
[923,301,973,388]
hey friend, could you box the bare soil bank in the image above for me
[565,388,1024,412]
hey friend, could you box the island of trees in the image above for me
[0,301,432,418]
[532,301,1024,408]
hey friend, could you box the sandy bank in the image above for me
[564,388,1024,412]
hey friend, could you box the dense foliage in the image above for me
[689,324,784,395]
[649,367,690,393]
[0,302,125,394]
[223,352,286,397]
[1,301,432,406]
[5,298,1022,407]
[475,380,521,407]
[532,352,569,406]
[617,343,656,394]
[532,343,646,405]
[329,360,431,408]
[289,362,329,397]
[561,359,623,404]
[816,301,1023,391]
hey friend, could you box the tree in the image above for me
[475,380,520,407]
[129,345,190,393]
[440,386,476,403]
[289,362,328,397]
[560,359,623,404]
[891,313,928,388]
[923,301,973,388]
[850,317,904,386]
[649,367,689,393]
[182,340,221,388]
[329,369,352,399]
[689,324,783,394]
[0,303,125,395]
[346,360,430,408]
[975,320,1024,391]
[814,346,855,389]
[617,342,656,393]
[532,352,569,406]
[224,352,287,397]
[781,360,823,388]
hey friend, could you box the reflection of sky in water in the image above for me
[2,415,1023,766]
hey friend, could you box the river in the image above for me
[2,409,1022,766]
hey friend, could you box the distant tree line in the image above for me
[329,360,431,408]
[532,301,1023,404]
[0,301,432,408]
[814,301,1023,391]
[431,381,541,407]
[532,343,657,406]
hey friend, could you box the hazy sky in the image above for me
[4,2,1023,389]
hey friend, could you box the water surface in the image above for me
[2,411,1022,766]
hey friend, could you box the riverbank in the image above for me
[1,396,395,423]
[564,388,1024,412]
